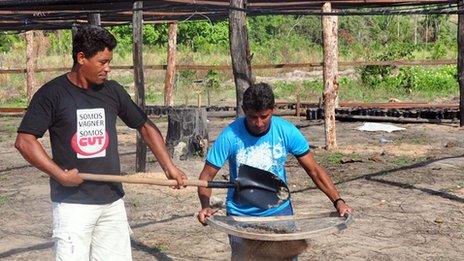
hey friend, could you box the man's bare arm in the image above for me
[197,164,220,225]
[15,133,82,186]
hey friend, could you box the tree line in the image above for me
[0,15,457,60]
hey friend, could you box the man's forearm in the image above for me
[15,134,64,179]
[197,165,220,209]
[198,187,212,208]
[310,169,341,202]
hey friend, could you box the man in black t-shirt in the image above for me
[15,25,186,260]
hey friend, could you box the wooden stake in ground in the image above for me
[132,1,147,172]
[229,0,253,118]
[296,82,301,119]
[322,2,339,149]
[26,30,37,104]
[458,3,464,127]
[164,22,177,106]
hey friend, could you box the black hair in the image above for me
[72,25,117,64]
[242,82,275,112]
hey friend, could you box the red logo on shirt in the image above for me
[71,131,109,156]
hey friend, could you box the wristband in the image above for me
[333,198,345,209]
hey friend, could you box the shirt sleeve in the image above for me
[114,82,147,129]
[17,87,54,138]
[287,124,310,158]
[205,127,232,169]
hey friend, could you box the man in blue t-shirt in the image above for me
[197,83,352,259]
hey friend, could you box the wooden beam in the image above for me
[132,1,146,172]
[87,13,101,25]
[0,0,456,32]
[25,30,37,104]
[322,2,339,150]
[164,22,177,106]
[0,59,457,75]
[459,2,464,127]
[229,0,253,118]
[296,82,301,117]
[0,0,453,12]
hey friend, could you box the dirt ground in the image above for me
[0,114,463,260]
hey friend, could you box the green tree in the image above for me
[0,33,20,52]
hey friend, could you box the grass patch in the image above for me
[1,124,17,133]
[326,152,344,164]
[391,156,417,166]
[394,134,429,145]
[307,136,319,143]
[0,195,10,207]
[316,151,362,166]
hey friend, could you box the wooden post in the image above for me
[458,2,464,127]
[132,1,146,172]
[164,22,177,106]
[26,30,37,104]
[296,82,301,118]
[71,25,78,39]
[425,15,429,45]
[229,0,252,118]
[87,13,101,25]
[197,92,202,108]
[322,2,339,150]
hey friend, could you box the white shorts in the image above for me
[52,198,132,261]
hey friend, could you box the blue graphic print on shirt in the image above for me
[206,116,310,216]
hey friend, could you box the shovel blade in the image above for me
[233,164,290,209]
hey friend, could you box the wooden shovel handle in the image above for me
[79,173,208,187]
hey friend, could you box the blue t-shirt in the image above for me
[206,116,310,216]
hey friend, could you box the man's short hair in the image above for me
[242,82,275,112]
[72,25,117,64]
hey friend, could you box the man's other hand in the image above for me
[166,167,188,189]
[197,207,219,226]
[336,201,353,217]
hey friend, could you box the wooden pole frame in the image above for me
[164,22,177,106]
[322,2,339,150]
[229,0,253,118]
[458,1,464,127]
[132,1,147,172]
[26,30,37,104]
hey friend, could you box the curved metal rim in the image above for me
[205,211,353,241]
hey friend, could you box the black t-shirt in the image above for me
[18,74,147,204]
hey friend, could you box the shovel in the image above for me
[79,164,289,209]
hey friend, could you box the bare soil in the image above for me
[0,115,463,260]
